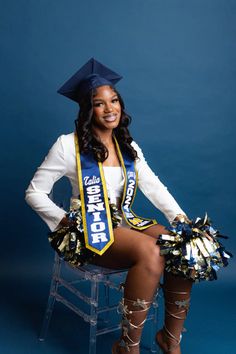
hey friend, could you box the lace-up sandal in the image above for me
[156,289,190,353]
[112,297,152,353]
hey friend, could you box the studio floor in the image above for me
[1,260,235,354]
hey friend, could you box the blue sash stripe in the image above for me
[75,134,114,255]
[114,138,157,230]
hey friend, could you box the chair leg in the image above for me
[39,254,61,341]
[150,296,158,353]
[88,278,99,354]
[103,275,110,324]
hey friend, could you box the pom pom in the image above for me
[157,214,232,282]
[48,198,122,266]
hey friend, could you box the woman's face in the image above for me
[92,85,121,131]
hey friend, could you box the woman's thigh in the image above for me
[93,224,168,269]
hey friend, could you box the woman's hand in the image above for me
[59,216,76,228]
[173,214,191,224]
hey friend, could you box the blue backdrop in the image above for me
[1,1,236,353]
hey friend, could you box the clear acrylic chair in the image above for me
[39,253,159,354]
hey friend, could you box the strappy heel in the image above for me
[156,327,182,353]
[112,297,152,353]
[156,288,190,353]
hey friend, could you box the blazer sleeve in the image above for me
[132,141,186,223]
[25,135,68,231]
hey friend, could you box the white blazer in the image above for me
[25,132,185,231]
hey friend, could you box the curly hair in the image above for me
[75,86,137,162]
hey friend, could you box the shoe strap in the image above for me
[163,325,182,352]
[118,297,152,352]
[119,338,140,352]
[118,298,152,316]
[162,287,190,350]
[163,288,189,295]
[164,288,190,319]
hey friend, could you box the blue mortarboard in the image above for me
[57,58,122,104]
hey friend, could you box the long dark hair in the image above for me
[75,86,137,162]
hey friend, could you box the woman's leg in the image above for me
[141,225,193,354]
[156,272,193,354]
[93,225,166,353]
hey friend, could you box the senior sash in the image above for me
[75,133,157,255]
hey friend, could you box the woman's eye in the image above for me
[94,102,103,107]
[112,98,119,103]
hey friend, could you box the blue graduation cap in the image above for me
[57,58,122,104]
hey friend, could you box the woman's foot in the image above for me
[112,340,140,354]
[156,329,181,354]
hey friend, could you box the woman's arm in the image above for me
[132,141,187,223]
[25,135,68,231]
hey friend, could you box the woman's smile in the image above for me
[103,113,118,122]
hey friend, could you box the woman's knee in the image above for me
[135,242,165,277]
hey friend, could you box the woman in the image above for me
[25,58,193,354]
